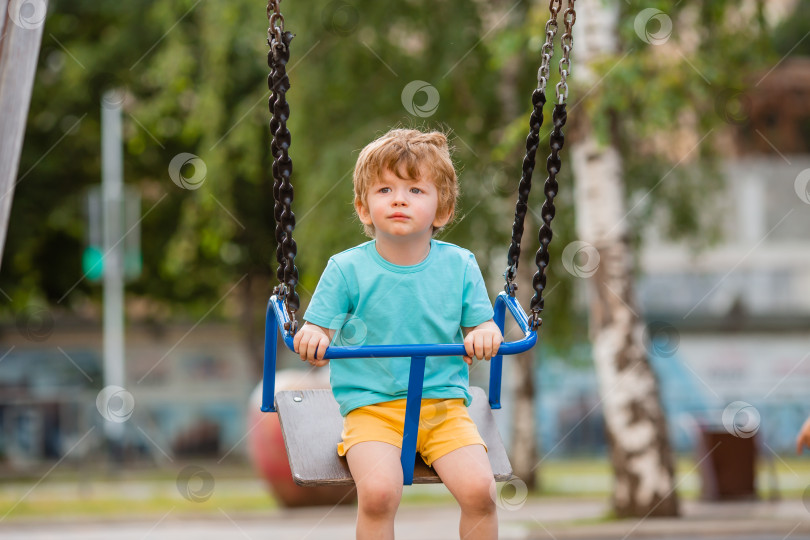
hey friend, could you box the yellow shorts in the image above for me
[337,398,487,467]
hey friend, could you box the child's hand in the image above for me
[293,323,331,367]
[462,320,503,365]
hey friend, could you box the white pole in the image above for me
[0,0,49,268]
[101,90,125,441]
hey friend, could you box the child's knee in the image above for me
[357,478,402,517]
[457,475,497,515]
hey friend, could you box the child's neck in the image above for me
[374,235,432,266]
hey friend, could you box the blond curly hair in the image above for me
[353,129,459,237]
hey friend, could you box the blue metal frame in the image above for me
[261,291,537,485]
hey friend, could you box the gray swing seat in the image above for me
[275,386,512,485]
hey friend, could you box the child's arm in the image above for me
[293,322,334,367]
[461,319,503,365]
[797,415,810,455]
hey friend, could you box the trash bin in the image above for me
[696,424,757,500]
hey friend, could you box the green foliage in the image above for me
[3,1,546,325]
[0,0,780,353]
[582,0,775,251]
[772,0,810,57]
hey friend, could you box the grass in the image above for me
[536,455,810,498]
[0,493,277,521]
[0,464,278,521]
[1,455,808,521]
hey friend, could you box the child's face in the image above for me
[356,167,450,242]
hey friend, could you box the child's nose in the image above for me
[392,189,408,205]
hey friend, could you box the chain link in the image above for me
[267,2,298,333]
[555,0,576,104]
[537,0,562,93]
[267,0,285,46]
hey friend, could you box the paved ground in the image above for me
[2,498,810,540]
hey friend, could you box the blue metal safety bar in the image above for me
[261,291,537,485]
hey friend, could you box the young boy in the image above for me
[293,129,503,540]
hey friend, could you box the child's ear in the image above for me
[433,208,452,229]
[355,199,373,225]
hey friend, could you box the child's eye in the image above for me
[410,187,422,194]
[378,187,391,193]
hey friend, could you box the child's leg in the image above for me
[432,444,497,540]
[345,441,404,540]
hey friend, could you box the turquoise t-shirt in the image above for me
[303,239,494,416]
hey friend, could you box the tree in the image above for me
[568,0,772,517]
[3,0,511,355]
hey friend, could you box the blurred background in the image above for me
[1,0,810,531]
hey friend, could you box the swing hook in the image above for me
[527,311,543,331]
[503,264,519,296]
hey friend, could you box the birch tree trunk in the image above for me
[570,0,679,517]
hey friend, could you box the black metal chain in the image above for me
[504,0,561,297]
[528,103,565,327]
[504,89,547,296]
[267,0,299,332]
[527,0,575,330]
[505,0,575,330]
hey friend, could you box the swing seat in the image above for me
[275,386,513,485]
[262,291,538,486]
